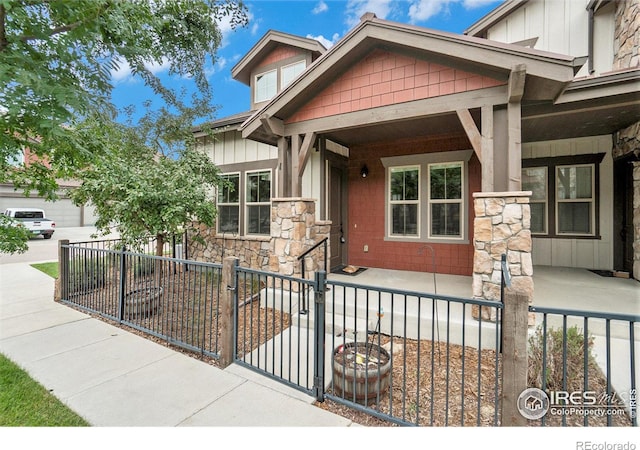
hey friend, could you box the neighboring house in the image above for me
[193,0,640,292]
[1,147,97,227]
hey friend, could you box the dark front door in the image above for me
[329,164,347,270]
[613,157,635,273]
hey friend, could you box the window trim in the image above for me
[216,172,241,235]
[522,166,548,235]
[281,60,306,89]
[388,165,421,238]
[427,161,464,240]
[381,150,473,244]
[254,69,277,104]
[522,153,605,240]
[245,169,272,236]
[555,163,596,237]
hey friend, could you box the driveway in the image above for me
[0,226,118,265]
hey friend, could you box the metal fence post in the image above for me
[58,239,70,301]
[220,256,239,368]
[313,269,327,402]
[118,246,127,322]
[501,289,529,426]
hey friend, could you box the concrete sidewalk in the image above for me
[0,262,357,427]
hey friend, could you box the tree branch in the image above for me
[0,4,7,52]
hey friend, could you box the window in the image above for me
[556,165,594,235]
[523,154,603,238]
[281,60,306,88]
[429,162,463,238]
[217,173,240,234]
[383,150,472,242]
[522,167,548,234]
[246,170,271,235]
[255,69,277,103]
[389,166,420,236]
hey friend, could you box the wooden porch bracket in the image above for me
[508,64,526,103]
[456,109,482,161]
[297,132,317,177]
[260,114,284,137]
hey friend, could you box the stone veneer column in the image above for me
[634,162,640,281]
[269,198,330,280]
[472,191,533,322]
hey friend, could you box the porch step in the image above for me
[292,310,372,341]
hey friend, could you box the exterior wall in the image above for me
[199,130,278,165]
[523,135,614,269]
[613,0,640,70]
[484,0,615,77]
[285,49,504,124]
[634,162,640,280]
[258,44,308,68]
[347,134,479,276]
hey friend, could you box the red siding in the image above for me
[286,49,505,124]
[347,134,480,276]
[257,45,306,69]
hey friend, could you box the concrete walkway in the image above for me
[0,262,357,427]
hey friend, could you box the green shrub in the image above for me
[528,324,595,392]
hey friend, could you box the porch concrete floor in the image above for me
[328,265,639,316]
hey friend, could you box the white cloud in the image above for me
[408,0,451,23]
[345,0,394,28]
[312,1,329,14]
[462,0,498,8]
[110,56,170,84]
[307,33,341,49]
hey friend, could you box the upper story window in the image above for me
[253,60,307,104]
[255,69,277,103]
[281,60,306,88]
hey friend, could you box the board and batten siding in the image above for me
[200,130,323,210]
[523,135,614,270]
[485,0,615,77]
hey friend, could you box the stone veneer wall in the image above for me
[614,0,640,70]
[269,198,330,279]
[188,198,330,281]
[472,192,533,322]
[188,226,272,270]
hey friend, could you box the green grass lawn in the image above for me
[30,262,59,279]
[0,354,89,426]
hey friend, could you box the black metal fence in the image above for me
[58,242,639,427]
[527,305,639,427]
[60,240,223,359]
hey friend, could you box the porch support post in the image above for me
[481,105,494,192]
[277,137,290,197]
[507,64,525,191]
[472,191,534,323]
[291,134,301,197]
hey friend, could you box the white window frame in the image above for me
[427,162,464,240]
[555,164,596,236]
[216,172,240,234]
[388,165,421,238]
[522,166,548,235]
[245,169,272,236]
[281,60,306,88]
[254,69,277,103]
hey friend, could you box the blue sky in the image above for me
[109,0,504,123]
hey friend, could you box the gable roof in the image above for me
[231,30,326,86]
[241,13,584,142]
[464,0,529,37]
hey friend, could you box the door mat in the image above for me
[588,269,614,277]
[331,265,368,276]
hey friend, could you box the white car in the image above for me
[3,207,56,239]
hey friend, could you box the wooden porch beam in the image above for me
[456,109,482,161]
[260,114,284,137]
[508,64,526,103]
[297,132,317,178]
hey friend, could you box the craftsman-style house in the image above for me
[193,0,639,295]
